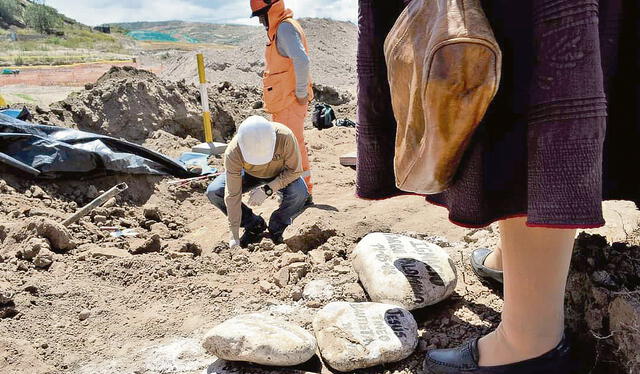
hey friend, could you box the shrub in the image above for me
[0,0,20,24]
[13,55,24,65]
[24,3,61,34]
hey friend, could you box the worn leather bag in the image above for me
[384,0,502,194]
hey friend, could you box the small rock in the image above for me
[78,309,91,321]
[203,314,317,366]
[93,215,108,224]
[259,280,276,293]
[303,280,335,301]
[291,287,303,301]
[306,300,323,308]
[252,101,263,109]
[309,249,330,265]
[150,222,171,238]
[23,285,38,295]
[86,185,99,199]
[33,250,55,269]
[276,253,307,269]
[342,283,367,302]
[30,185,46,199]
[143,205,162,222]
[353,233,457,310]
[260,240,275,251]
[288,262,309,283]
[334,265,351,274]
[19,237,49,260]
[84,246,131,259]
[167,240,202,256]
[274,267,290,288]
[0,290,13,305]
[313,302,418,371]
[129,234,162,255]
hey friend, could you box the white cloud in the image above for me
[45,0,357,26]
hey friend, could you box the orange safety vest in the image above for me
[263,5,314,114]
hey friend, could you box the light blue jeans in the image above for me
[206,172,309,236]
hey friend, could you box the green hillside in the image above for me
[0,0,132,66]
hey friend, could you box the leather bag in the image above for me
[384,0,502,194]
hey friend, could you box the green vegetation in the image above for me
[0,0,20,24]
[0,1,133,66]
[24,2,61,34]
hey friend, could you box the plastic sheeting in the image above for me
[0,113,198,179]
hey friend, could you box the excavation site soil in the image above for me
[1,19,639,374]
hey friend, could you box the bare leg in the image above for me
[477,217,576,366]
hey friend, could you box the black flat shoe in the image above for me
[423,335,574,374]
[470,248,503,284]
[304,195,314,207]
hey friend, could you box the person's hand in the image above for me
[229,238,241,249]
[248,187,268,206]
[296,95,309,105]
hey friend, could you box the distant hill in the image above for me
[109,21,259,46]
[0,0,83,30]
[162,18,358,93]
[0,0,132,66]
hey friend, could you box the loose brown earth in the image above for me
[1,18,639,374]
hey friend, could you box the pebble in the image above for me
[93,215,108,224]
[203,314,317,366]
[19,237,48,260]
[303,280,335,301]
[259,281,275,293]
[313,302,418,372]
[274,267,290,288]
[143,205,163,222]
[288,262,309,283]
[79,310,91,321]
[33,250,55,269]
[353,233,457,310]
[276,253,307,269]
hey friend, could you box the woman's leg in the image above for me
[477,217,575,366]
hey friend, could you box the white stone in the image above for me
[353,233,457,310]
[203,314,317,367]
[313,302,418,372]
[203,359,314,374]
[303,280,334,301]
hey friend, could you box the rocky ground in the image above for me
[1,18,639,374]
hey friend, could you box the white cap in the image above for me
[237,116,277,165]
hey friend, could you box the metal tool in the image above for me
[62,183,128,227]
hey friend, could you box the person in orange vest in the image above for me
[250,0,315,206]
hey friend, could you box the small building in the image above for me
[93,26,111,34]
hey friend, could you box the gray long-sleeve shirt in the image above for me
[276,22,311,98]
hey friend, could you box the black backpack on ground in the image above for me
[312,103,336,130]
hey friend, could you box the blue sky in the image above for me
[46,0,357,26]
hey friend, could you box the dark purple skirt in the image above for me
[356,0,640,229]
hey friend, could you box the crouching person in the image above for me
[206,115,309,249]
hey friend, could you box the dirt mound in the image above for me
[566,233,640,374]
[26,66,264,144]
[162,18,357,94]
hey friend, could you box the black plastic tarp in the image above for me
[0,113,197,179]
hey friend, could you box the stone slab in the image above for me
[313,302,418,372]
[353,233,457,310]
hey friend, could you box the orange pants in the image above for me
[272,102,313,195]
